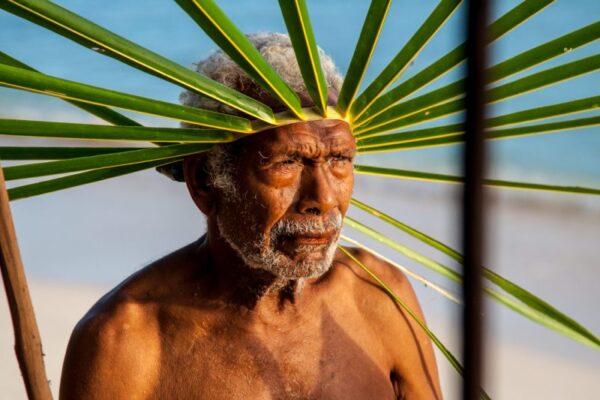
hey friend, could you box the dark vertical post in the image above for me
[0,164,53,400]
[462,0,490,399]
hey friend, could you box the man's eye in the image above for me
[329,155,352,164]
[273,157,301,169]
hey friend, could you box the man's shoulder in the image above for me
[59,244,201,397]
[328,247,421,327]
[61,296,161,398]
[329,247,442,395]
[332,246,412,299]
[73,241,200,338]
[71,283,156,349]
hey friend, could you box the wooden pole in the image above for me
[0,163,53,400]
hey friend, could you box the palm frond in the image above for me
[344,217,600,349]
[345,217,460,281]
[487,96,600,127]
[351,198,457,258]
[278,0,328,115]
[353,165,600,195]
[351,198,600,348]
[353,0,554,125]
[3,143,212,181]
[357,54,600,138]
[0,146,143,160]
[0,119,236,143]
[349,0,463,120]
[7,158,180,201]
[0,51,142,127]
[357,96,600,149]
[340,234,461,304]
[359,115,600,153]
[0,64,252,132]
[335,0,392,115]
[175,0,304,119]
[356,22,600,134]
[0,0,276,123]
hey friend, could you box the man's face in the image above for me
[214,119,355,280]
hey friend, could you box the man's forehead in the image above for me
[253,119,355,154]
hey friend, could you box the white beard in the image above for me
[217,209,342,280]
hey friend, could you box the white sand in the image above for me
[0,281,105,398]
[2,280,599,399]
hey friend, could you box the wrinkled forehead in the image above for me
[246,119,355,156]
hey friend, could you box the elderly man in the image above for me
[59,33,441,399]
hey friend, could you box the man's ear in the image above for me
[183,154,216,216]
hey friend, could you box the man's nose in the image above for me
[297,164,336,216]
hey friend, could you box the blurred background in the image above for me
[1,0,599,398]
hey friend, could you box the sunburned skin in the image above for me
[59,120,442,399]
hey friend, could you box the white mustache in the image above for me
[271,213,343,237]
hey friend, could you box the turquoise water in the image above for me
[1,0,599,184]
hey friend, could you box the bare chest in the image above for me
[151,309,397,400]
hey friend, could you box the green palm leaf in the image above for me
[357,96,600,149]
[0,0,275,123]
[3,143,211,181]
[344,217,600,349]
[353,165,600,195]
[360,115,600,153]
[335,0,392,115]
[0,147,143,160]
[349,200,600,348]
[356,54,600,137]
[345,217,460,281]
[6,158,180,201]
[353,0,554,124]
[351,198,453,258]
[0,51,142,127]
[356,21,600,134]
[175,0,304,119]
[0,119,236,143]
[349,0,463,120]
[0,64,253,132]
[342,232,597,350]
[278,0,328,115]
[341,234,461,304]
[487,96,600,127]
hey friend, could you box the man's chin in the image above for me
[269,244,337,280]
[274,261,331,280]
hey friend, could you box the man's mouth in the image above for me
[270,214,343,251]
[290,233,334,246]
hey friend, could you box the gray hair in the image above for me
[180,32,343,117]
[159,32,343,183]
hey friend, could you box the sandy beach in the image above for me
[2,279,598,399]
[1,172,599,399]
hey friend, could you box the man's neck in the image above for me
[194,227,312,317]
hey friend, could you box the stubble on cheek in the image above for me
[217,197,342,280]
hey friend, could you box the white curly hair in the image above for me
[158,32,344,182]
[179,32,343,118]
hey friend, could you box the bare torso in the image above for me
[60,242,441,399]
